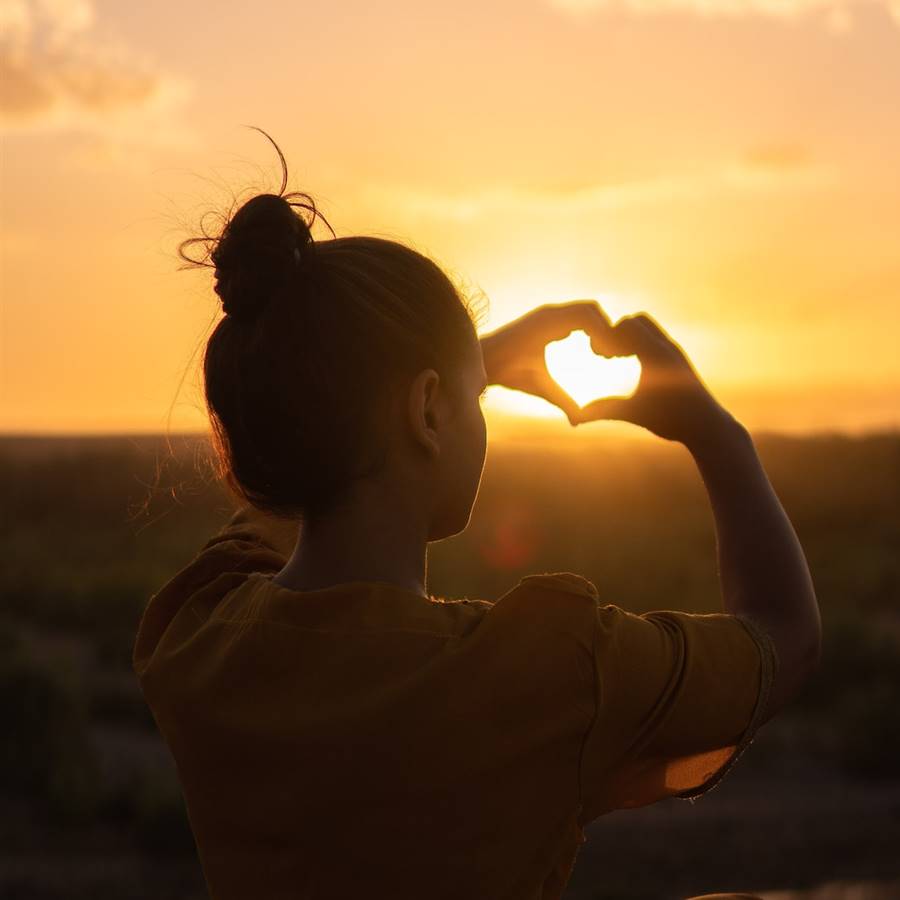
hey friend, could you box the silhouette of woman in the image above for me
[133,129,822,900]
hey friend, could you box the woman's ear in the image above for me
[407,368,442,459]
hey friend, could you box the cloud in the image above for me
[742,143,814,170]
[546,0,900,31]
[0,0,193,152]
[361,154,838,224]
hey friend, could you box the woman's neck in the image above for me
[272,483,429,599]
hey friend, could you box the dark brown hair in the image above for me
[178,129,486,525]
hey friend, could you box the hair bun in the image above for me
[211,193,315,322]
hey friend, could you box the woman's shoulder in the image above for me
[431,571,599,622]
[515,571,599,601]
[463,571,601,656]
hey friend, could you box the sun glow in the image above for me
[479,282,647,419]
[546,330,642,407]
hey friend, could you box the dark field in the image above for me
[2,430,899,900]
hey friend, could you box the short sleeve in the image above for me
[578,604,778,823]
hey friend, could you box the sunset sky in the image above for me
[2,0,899,437]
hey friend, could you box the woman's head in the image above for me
[180,132,489,539]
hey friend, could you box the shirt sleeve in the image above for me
[578,603,779,823]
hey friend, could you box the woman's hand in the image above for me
[479,301,615,427]
[575,312,738,447]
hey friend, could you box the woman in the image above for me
[133,131,822,900]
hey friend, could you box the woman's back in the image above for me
[133,504,776,900]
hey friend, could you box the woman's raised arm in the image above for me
[576,310,823,725]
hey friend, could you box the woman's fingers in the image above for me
[535,373,584,427]
[514,364,584,427]
[589,313,668,360]
[525,302,675,359]
[527,300,616,348]
[630,312,675,346]
[481,301,673,428]
[573,394,637,426]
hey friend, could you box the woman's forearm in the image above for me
[687,418,822,721]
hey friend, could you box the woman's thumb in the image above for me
[573,395,637,426]
[537,377,584,427]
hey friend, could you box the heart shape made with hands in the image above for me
[545,330,641,408]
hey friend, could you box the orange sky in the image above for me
[1,0,899,437]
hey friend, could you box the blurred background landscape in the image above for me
[1,428,898,899]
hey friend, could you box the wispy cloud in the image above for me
[362,153,838,224]
[742,143,814,170]
[0,0,194,156]
[547,0,900,32]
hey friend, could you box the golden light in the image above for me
[545,330,642,407]
[478,281,645,420]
